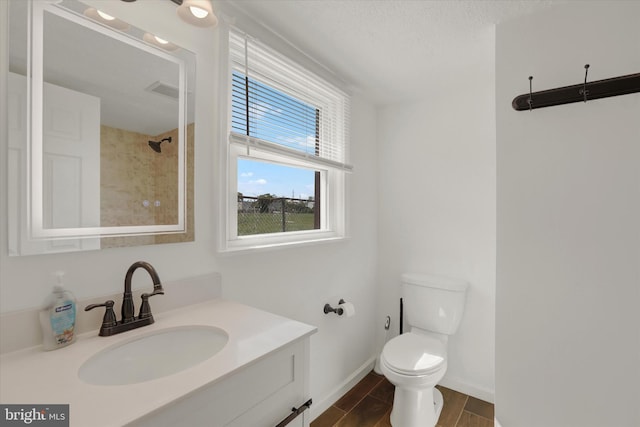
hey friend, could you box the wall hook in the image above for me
[581,64,590,102]
[528,76,533,111]
[512,71,640,111]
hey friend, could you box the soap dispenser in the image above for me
[39,272,77,351]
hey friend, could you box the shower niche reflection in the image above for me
[7,0,195,255]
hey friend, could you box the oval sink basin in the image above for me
[78,326,228,386]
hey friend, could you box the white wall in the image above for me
[496,2,640,426]
[0,0,379,415]
[376,27,496,402]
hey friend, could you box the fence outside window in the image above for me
[237,195,317,236]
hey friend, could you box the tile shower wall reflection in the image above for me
[100,123,194,248]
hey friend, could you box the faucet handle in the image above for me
[85,300,118,332]
[138,289,163,320]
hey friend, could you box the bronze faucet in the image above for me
[86,261,164,336]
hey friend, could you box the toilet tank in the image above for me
[402,273,468,335]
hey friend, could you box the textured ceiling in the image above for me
[227,0,564,105]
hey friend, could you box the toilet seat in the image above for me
[382,332,446,376]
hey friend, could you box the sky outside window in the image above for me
[238,158,316,200]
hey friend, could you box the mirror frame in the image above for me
[28,0,188,240]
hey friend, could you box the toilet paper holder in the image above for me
[324,299,347,315]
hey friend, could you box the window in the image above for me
[222,28,351,251]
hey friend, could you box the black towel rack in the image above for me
[512,69,640,111]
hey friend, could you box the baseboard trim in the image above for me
[439,375,495,404]
[309,356,377,421]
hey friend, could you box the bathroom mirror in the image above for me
[7,0,195,255]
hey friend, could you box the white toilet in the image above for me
[380,273,468,427]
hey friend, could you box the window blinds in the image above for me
[229,28,352,171]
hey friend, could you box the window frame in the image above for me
[217,26,350,253]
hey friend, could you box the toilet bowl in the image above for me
[380,331,447,427]
[380,273,468,427]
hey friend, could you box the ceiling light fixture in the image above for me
[120,0,217,28]
[96,10,116,21]
[84,8,130,30]
[173,0,218,28]
[143,33,180,51]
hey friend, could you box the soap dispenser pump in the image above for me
[39,272,77,351]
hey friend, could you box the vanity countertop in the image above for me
[0,299,317,427]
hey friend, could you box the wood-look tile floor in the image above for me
[311,372,494,427]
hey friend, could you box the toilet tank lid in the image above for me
[402,273,468,292]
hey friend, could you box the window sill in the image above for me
[218,233,348,255]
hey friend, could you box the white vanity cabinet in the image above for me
[129,337,311,427]
[1,297,316,427]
